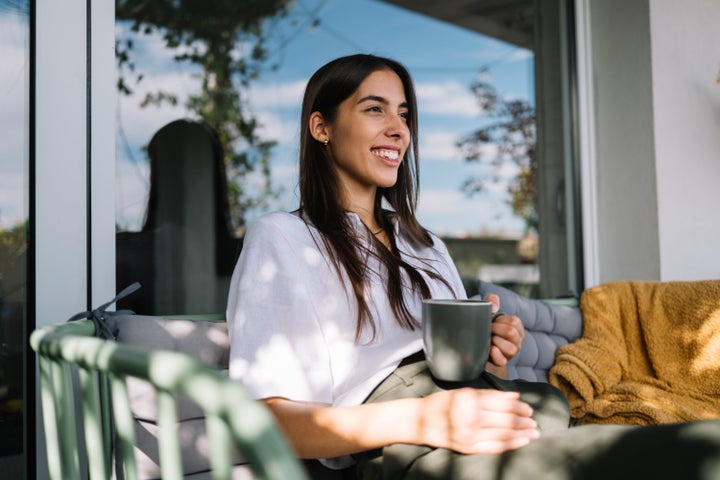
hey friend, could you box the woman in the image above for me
[226,53,568,475]
[226,54,720,479]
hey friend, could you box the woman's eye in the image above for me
[366,106,382,113]
[399,111,409,121]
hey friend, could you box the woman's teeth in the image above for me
[372,149,399,160]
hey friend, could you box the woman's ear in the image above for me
[309,111,330,144]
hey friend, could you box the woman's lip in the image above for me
[378,156,400,167]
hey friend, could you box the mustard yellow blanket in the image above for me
[549,280,720,425]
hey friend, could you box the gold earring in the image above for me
[323,139,329,146]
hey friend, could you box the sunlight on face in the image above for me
[327,69,411,205]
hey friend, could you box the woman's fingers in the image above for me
[489,345,508,366]
[492,314,525,343]
[421,388,540,454]
[482,294,525,364]
[467,430,540,454]
[484,294,501,314]
[452,388,535,424]
[488,315,525,364]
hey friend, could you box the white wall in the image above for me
[650,0,720,281]
[579,0,720,285]
[583,0,661,285]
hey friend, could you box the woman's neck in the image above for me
[343,190,380,232]
[342,199,391,248]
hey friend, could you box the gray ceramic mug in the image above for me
[422,299,493,382]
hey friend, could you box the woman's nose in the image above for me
[386,113,409,138]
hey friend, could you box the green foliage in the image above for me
[457,67,538,232]
[0,221,26,265]
[116,0,294,227]
[0,220,27,303]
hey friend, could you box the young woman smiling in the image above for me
[226,54,720,479]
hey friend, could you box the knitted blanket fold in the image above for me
[548,280,720,425]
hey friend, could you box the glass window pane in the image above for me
[115,0,575,313]
[0,0,30,476]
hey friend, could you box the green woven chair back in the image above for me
[30,319,308,480]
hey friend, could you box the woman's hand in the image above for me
[418,387,539,454]
[264,389,539,459]
[484,294,525,368]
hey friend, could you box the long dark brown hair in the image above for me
[299,54,452,341]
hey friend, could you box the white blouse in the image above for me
[226,210,466,409]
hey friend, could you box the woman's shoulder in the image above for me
[245,210,317,245]
[247,210,303,230]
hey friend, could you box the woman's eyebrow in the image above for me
[357,95,409,109]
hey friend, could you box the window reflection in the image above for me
[115,0,547,315]
[0,0,30,474]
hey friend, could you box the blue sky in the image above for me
[115,0,534,237]
[0,8,29,229]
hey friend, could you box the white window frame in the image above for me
[573,0,599,288]
[34,1,115,477]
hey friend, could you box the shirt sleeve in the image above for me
[226,214,334,403]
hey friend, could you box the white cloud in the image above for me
[416,187,524,237]
[420,130,501,163]
[116,23,202,75]
[117,77,197,148]
[0,26,29,229]
[462,44,533,66]
[271,161,299,180]
[419,131,461,162]
[416,80,482,117]
[128,69,200,97]
[246,80,306,109]
[0,27,29,126]
[507,49,533,62]
[253,109,300,145]
[496,161,521,179]
[245,81,304,144]
[0,106,28,178]
[0,46,27,100]
[0,15,28,46]
[118,73,305,149]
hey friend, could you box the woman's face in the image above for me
[326,68,411,204]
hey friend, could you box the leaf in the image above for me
[115,0,293,227]
[460,67,537,228]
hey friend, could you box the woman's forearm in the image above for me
[263,388,539,459]
[264,396,422,459]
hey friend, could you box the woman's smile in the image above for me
[371,147,401,167]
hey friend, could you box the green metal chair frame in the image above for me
[30,319,309,480]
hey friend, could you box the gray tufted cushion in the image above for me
[475,281,583,383]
